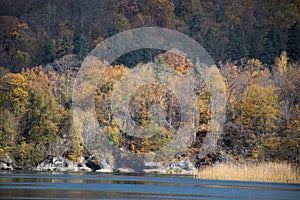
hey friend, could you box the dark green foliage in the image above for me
[262,27,284,64]
[73,34,89,60]
[189,14,202,35]
[226,26,249,60]
[0,0,300,70]
[287,22,300,61]
[58,34,72,57]
[204,27,214,56]
[112,48,164,68]
[106,24,119,37]
[249,27,265,60]
[43,37,56,63]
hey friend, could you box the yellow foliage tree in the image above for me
[242,84,279,160]
[0,73,28,115]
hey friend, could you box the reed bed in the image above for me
[197,162,300,183]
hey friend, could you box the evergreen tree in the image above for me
[58,34,72,57]
[287,22,300,62]
[73,34,89,60]
[227,26,249,60]
[112,49,162,68]
[43,37,56,63]
[204,27,214,56]
[106,24,119,37]
[249,25,266,60]
[261,27,284,64]
[189,14,202,36]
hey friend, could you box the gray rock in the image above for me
[144,161,163,169]
[0,161,13,170]
[77,156,85,163]
[0,156,14,170]
[100,158,113,170]
[143,159,196,175]
[35,156,91,172]
[169,159,195,172]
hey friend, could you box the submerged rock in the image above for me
[96,168,113,173]
[115,168,135,173]
[142,168,167,174]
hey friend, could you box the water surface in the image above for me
[0,171,299,199]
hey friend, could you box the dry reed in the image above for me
[197,162,300,183]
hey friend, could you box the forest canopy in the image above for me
[0,0,300,71]
[0,0,300,168]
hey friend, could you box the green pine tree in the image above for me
[204,27,214,56]
[261,27,284,64]
[189,14,202,35]
[73,34,89,60]
[58,34,72,57]
[287,22,300,62]
[43,37,56,63]
[227,26,249,60]
[106,24,119,37]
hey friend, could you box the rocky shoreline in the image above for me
[0,148,238,176]
[1,155,197,175]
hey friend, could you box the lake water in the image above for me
[0,171,299,199]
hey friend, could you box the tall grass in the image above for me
[197,162,300,183]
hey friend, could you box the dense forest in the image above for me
[0,0,300,168]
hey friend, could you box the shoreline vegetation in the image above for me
[1,1,300,186]
[196,162,300,184]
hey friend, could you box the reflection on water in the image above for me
[0,171,299,199]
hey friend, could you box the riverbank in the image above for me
[1,155,197,175]
[2,153,300,183]
[197,162,300,184]
[2,171,299,200]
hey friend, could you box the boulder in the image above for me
[144,161,163,169]
[100,158,113,170]
[142,159,196,175]
[35,156,91,172]
[168,159,196,174]
[86,159,102,171]
[143,162,165,174]
[0,161,13,170]
[77,156,85,163]
[0,156,14,170]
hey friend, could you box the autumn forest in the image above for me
[0,0,300,169]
